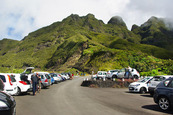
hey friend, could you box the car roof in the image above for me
[34,72,49,74]
[154,75,173,78]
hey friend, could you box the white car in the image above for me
[148,75,173,96]
[10,73,32,95]
[61,73,70,80]
[129,77,153,94]
[96,71,107,79]
[0,73,18,95]
[113,68,140,79]
[106,70,119,79]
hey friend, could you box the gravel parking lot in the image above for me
[15,77,173,115]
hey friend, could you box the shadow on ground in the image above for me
[142,104,173,114]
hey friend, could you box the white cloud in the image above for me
[0,0,172,40]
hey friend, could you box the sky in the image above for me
[0,0,173,40]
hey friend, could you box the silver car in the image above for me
[35,72,51,88]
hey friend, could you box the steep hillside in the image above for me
[0,14,173,75]
[132,16,173,50]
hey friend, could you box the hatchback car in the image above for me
[106,70,119,79]
[34,72,51,88]
[154,77,173,111]
[148,75,173,96]
[10,74,32,95]
[96,71,107,79]
[50,73,61,83]
[129,77,153,94]
[113,68,140,79]
[0,73,18,95]
[0,79,16,115]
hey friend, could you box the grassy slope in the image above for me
[0,14,173,75]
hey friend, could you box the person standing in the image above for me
[36,73,41,93]
[31,74,38,96]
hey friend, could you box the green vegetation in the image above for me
[0,14,173,76]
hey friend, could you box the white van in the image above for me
[0,73,18,95]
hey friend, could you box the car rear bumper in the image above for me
[5,87,18,95]
[42,82,50,87]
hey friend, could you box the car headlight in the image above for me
[0,101,9,110]
[135,84,140,87]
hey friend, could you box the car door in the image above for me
[118,69,125,78]
[167,80,173,103]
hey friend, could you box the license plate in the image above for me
[129,87,133,90]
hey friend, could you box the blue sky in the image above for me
[0,0,173,40]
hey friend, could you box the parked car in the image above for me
[112,68,140,79]
[96,71,107,79]
[61,73,70,80]
[34,72,51,88]
[153,77,173,111]
[129,77,153,94]
[0,79,16,115]
[0,73,18,95]
[21,67,35,83]
[10,73,32,95]
[50,73,62,83]
[106,70,119,79]
[148,75,173,96]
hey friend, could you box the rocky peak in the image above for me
[108,16,126,27]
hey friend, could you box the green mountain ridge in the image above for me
[0,14,173,75]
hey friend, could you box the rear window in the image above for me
[45,74,50,79]
[10,75,16,82]
[0,79,4,91]
[40,75,44,79]
[0,75,6,82]
[164,80,171,87]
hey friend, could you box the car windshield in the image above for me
[51,74,57,77]
[110,70,118,73]
[98,72,102,75]
[0,75,6,82]
[153,76,165,81]
[138,77,151,83]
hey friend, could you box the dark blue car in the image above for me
[154,77,173,111]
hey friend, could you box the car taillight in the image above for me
[7,75,13,86]
[45,79,48,82]
[19,81,27,85]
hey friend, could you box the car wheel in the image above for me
[133,75,139,79]
[158,97,170,111]
[140,87,146,94]
[16,87,21,96]
[112,75,117,79]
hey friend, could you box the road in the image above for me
[15,77,173,115]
